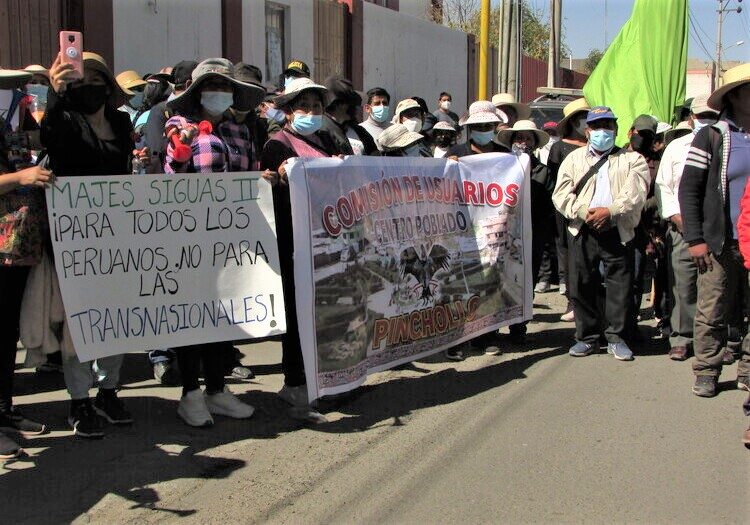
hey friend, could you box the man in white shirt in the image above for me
[655,94,718,361]
[553,106,650,361]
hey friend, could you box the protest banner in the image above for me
[288,154,531,401]
[46,172,285,361]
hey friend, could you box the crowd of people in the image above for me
[1,52,749,460]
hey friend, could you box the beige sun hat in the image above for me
[708,63,750,110]
[273,76,327,108]
[496,119,550,149]
[664,120,692,143]
[377,123,423,151]
[459,100,502,126]
[115,70,147,95]
[690,93,719,116]
[0,68,32,89]
[81,52,130,108]
[24,64,49,79]
[432,121,457,132]
[556,97,590,137]
[656,121,672,135]
[392,98,422,122]
[491,92,531,120]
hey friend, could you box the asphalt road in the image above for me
[2,290,748,524]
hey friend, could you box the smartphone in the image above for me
[59,31,84,80]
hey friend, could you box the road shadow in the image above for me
[316,347,567,433]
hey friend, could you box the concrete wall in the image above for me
[112,0,222,74]
[686,70,712,100]
[362,4,468,115]
[396,0,433,20]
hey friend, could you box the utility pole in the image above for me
[479,0,491,99]
[547,0,561,87]
[716,0,744,87]
[498,0,522,99]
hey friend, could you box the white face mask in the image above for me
[693,118,715,134]
[201,91,233,115]
[403,118,422,133]
[548,136,560,145]
[440,100,451,111]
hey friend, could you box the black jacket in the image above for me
[321,114,379,156]
[679,121,731,255]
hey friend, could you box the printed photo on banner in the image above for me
[46,172,286,361]
[289,154,532,401]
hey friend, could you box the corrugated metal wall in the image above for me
[521,54,588,103]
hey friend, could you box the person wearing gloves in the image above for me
[43,52,136,437]
[377,124,431,157]
[260,77,346,422]
[552,106,650,362]
[163,58,264,426]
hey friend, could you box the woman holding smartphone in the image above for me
[43,51,135,438]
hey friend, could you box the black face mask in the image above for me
[434,134,453,148]
[66,84,108,114]
[630,133,654,154]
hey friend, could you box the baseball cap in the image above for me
[283,60,310,77]
[586,106,617,123]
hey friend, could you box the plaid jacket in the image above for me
[164,115,257,173]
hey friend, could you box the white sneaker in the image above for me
[178,389,213,427]
[561,310,575,322]
[278,384,309,407]
[534,281,550,293]
[205,387,255,419]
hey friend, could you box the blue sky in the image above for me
[523,0,750,62]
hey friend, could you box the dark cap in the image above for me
[631,114,658,133]
[171,60,198,88]
[234,62,262,84]
[323,75,362,107]
[283,60,310,77]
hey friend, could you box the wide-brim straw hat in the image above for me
[391,98,422,123]
[491,92,531,120]
[556,97,590,137]
[377,123,423,151]
[0,68,32,89]
[273,77,327,109]
[115,70,147,95]
[496,119,549,149]
[168,58,265,116]
[708,63,750,110]
[460,100,501,126]
[431,121,457,134]
[82,52,130,108]
[690,93,719,116]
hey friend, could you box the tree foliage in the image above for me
[585,48,604,73]
[439,0,570,61]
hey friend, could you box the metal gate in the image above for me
[0,0,62,69]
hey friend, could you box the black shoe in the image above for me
[444,348,464,361]
[692,375,718,398]
[0,408,47,436]
[153,361,180,386]
[0,431,21,459]
[68,400,106,438]
[94,389,133,424]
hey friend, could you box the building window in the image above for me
[266,2,287,85]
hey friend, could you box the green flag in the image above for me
[583,0,688,145]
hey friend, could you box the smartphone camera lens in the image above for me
[66,47,78,58]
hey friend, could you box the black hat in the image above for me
[323,75,362,107]
[171,60,198,89]
[283,60,310,78]
[632,114,658,134]
[234,62,262,84]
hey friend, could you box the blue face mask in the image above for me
[693,118,715,134]
[265,107,286,123]
[370,105,390,123]
[471,130,495,146]
[291,113,322,135]
[589,129,615,151]
[284,76,296,90]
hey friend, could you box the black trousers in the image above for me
[176,341,229,396]
[0,266,30,413]
[569,226,633,345]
